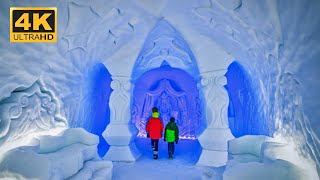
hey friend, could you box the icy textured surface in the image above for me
[0,128,113,180]
[0,0,319,175]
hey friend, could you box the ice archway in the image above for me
[102,19,234,166]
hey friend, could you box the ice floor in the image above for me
[112,138,225,180]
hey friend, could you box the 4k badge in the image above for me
[10,7,57,43]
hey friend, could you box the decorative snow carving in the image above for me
[103,76,141,162]
[197,70,234,166]
[201,71,229,128]
[135,79,200,138]
[139,36,192,69]
[0,82,66,146]
[109,76,131,124]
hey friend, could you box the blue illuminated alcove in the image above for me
[83,63,112,157]
[225,61,268,137]
[132,63,202,139]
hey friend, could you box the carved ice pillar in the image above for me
[103,76,141,161]
[197,70,235,167]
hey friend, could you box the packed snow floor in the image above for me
[112,138,225,180]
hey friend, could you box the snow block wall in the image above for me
[0,128,113,179]
[0,0,319,175]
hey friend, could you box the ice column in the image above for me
[197,70,235,166]
[103,76,141,161]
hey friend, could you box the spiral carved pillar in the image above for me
[197,70,234,166]
[103,76,141,161]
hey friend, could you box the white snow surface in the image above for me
[113,137,225,180]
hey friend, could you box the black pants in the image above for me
[151,139,159,151]
[168,142,175,155]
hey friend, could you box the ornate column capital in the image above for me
[200,70,227,88]
[108,76,132,125]
[110,76,131,92]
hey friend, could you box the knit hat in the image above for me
[152,107,158,113]
[170,117,175,122]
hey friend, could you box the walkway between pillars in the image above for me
[112,138,225,180]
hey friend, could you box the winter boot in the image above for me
[169,153,173,159]
[153,151,158,159]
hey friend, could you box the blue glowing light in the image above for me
[225,61,267,137]
[132,64,202,139]
[83,63,112,157]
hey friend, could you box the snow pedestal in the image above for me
[197,71,235,167]
[103,76,141,162]
[103,124,140,161]
[197,128,234,166]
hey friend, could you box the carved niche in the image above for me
[134,79,202,138]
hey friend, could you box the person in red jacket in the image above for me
[146,107,164,159]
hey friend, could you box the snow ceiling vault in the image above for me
[0,0,319,171]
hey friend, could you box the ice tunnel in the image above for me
[0,0,319,179]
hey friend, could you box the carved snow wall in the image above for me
[0,82,67,151]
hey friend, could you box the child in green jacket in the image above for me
[164,117,179,159]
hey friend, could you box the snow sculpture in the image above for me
[103,76,141,161]
[197,70,235,166]
[0,82,66,149]
[137,79,195,137]
[137,36,193,70]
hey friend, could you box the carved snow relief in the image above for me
[201,70,229,128]
[134,79,202,139]
[0,82,66,146]
[109,76,131,124]
[139,36,192,70]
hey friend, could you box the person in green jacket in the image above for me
[164,117,179,159]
